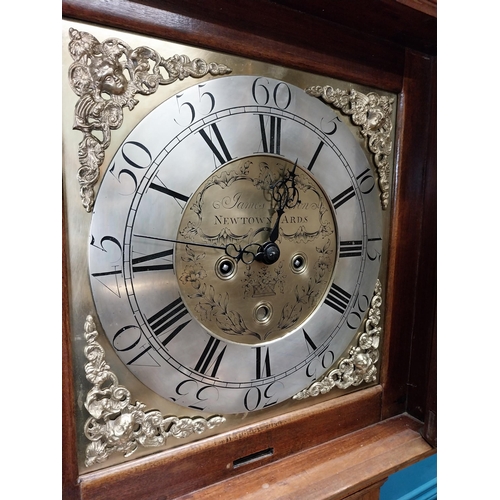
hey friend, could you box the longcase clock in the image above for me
[62,2,437,499]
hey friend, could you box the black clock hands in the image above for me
[135,234,228,251]
[268,159,300,244]
[135,234,265,265]
[226,242,265,264]
[135,162,300,268]
[246,160,301,266]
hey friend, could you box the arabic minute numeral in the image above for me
[320,115,341,136]
[367,237,383,262]
[109,140,152,194]
[90,235,123,296]
[174,380,220,412]
[346,293,371,331]
[244,381,282,412]
[112,325,159,367]
[174,86,217,127]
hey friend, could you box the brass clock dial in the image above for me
[88,75,383,414]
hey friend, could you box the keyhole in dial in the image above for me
[291,253,307,274]
[255,303,272,323]
[216,257,236,280]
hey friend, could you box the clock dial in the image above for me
[88,75,383,414]
[175,155,337,345]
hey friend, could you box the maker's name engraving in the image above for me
[213,193,267,210]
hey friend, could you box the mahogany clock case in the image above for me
[62,1,436,498]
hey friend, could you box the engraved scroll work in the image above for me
[67,28,232,212]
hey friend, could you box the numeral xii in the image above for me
[258,114,282,154]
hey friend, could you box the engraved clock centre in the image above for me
[174,155,338,345]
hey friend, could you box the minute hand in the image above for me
[134,234,228,251]
[135,234,264,264]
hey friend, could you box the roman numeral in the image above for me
[302,329,317,354]
[132,249,174,273]
[194,337,227,377]
[332,185,355,209]
[331,168,372,209]
[149,181,189,202]
[339,240,363,258]
[147,297,190,339]
[127,344,157,366]
[306,141,325,170]
[199,123,232,165]
[91,266,122,297]
[258,114,282,154]
[254,346,272,379]
[91,268,121,277]
[325,283,352,314]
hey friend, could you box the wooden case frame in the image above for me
[62,1,437,498]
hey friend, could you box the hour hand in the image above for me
[269,206,284,243]
[269,159,300,243]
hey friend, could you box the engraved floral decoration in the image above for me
[83,315,225,467]
[242,263,286,299]
[180,245,263,339]
[178,246,208,289]
[306,86,394,209]
[67,27,231,212]
[276,239,335,332]
[176,158,337,342]
[293,279,383,400]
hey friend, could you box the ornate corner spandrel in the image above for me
[83,315,226,467]
[306,86,394,210]
[67,27,232,212]
[293,279,382,400]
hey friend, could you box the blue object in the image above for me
[380,454,437,500]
